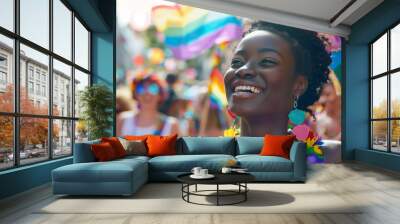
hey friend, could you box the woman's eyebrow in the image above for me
[258,48,283,58]
[233,49,246,56]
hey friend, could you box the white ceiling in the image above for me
[170,0,384,38]
[227,0,353,22]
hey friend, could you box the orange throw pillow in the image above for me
[260,134,295,159]
[146,134,177,157]
[91,142,117,161]
[101,137,126,158]
[124,135,148,141]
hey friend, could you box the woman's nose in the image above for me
[235,61,256,79]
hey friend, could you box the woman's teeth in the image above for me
[234,85,261,94]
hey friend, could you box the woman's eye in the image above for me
[231,59,244,68]
[259,58,277,67]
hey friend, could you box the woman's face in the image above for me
[224,30,305,117]
[135,83,161,110]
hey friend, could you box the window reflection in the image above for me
[53,0,72,60]
[20,44,49,115]
[20,117,49,165]
[74,18,89,69]
[53,119,72,157]
[0,35,14,113]
[20,0,49,49]
[372,77,387,119]
[0,116,13,169]
[372,34,387,76]
[0,0,14,31]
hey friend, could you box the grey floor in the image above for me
[1,162,400,224]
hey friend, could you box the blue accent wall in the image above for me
[345,0,400,171]
[0,0,116,200]
[92,32,115,135]
[0,158,72,199]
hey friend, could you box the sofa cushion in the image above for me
[101,137,127,158]
[118,138,147,156]
[260,134,295,159]
[115,155,150,163]
[236,155,293,172]
[73,139,100,163]
[147,134,177,157]
[124,135,149,141]
[236,137,264,155]
[52,158,147,183]
[149,154,235,172]
[177,137,235,155]
[91,142,118,161]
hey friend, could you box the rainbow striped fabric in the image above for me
[208,68,227,109]
[152,5,243,60]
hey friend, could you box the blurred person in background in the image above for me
[168,98,197,136]
[312,77,341,140]
[117,74,180,136]
[197,93,229,136]
[159,73,178,115]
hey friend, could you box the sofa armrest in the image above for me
[73,141,99,163]
[289,141,307,181]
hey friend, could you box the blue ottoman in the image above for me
[52,156,148,196]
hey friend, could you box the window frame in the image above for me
[0,0,92,171]
[369,20,400,154]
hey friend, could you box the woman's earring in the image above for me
[288,95,306,125]
[224,108,240,137]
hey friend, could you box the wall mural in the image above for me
[116,0,342,163]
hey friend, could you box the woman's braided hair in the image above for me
[245,21,332,110]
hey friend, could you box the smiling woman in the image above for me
[224,21,331,136]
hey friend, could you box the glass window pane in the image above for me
[0,116,14,170]
[53,119,72,157]
[372,77,387,119]
[391,72,400,118]
[75,120,88,143]
[372,121,388,151]
[0,0,14,31]
[391,24,400,70]
[74,69,89,118]
[0,35,14,112]
[74,18,89,70]
[391,120,400,153]
[372,33,387,76]
[53,59,72,117]
[20,44,49,115]
[20,0,49,49]
[20,117,49,165]
[53,0,72,60]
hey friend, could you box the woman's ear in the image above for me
[292,75,308,97]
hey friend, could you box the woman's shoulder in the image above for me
[161,114,178,123]
[119,110,136,120]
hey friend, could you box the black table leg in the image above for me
[245,183,247,201]
[195,184,197,192]
[216,184,219,206]
[187,184,190,202]
[181,184,183,199]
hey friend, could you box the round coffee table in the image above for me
[177,173,255,206]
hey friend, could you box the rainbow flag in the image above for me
[152,5,243,60]
[208,68,227,109]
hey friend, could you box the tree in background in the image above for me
[0,85,59,152]
[372,99,400,144]
[0,85,13,150]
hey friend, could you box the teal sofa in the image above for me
[52,137,306,196]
